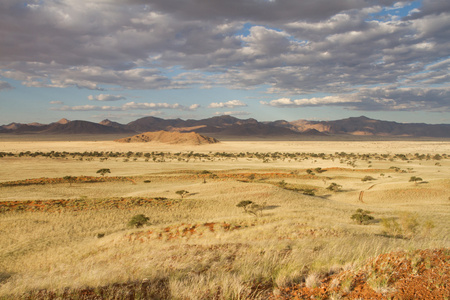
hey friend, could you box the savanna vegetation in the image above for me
[0,142,449,299]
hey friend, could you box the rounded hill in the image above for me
[115,131,220,145]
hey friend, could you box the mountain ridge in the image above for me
[1,115,449,138]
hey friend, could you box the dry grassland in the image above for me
[0,137,449,299]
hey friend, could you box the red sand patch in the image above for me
[274,248,450,300]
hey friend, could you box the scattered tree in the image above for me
[351,209,374,225]
[128,214,150,228]
[236,200,253,213]
[96,168,111,176]
[409,176,423,185]
[176,190,189,199]
[236,200,265,217]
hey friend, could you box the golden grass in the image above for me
[0,140,449,299]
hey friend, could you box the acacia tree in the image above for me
[96,168,111,177]
[176,190,189,199]
[409,176,423,185]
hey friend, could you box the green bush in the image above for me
[128,214,150,228]
[381,212,419,238]
[351,209,374,225]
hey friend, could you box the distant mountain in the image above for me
[124,115,304,136]
[1,115,449,137]
[283,116,450,137]
[0,119,133,134]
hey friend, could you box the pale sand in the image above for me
[0,139,449,154]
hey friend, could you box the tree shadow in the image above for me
[262,205,280,211]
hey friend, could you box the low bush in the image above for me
[128,214,150,228]
[361,176,375,182]
[351,209,374,225]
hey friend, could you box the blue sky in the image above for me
[0,0,449,125]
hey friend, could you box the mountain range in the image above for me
[1,116,450,138]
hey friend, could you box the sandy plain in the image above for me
[0,135,449,299]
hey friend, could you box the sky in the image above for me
[0,0,449,125]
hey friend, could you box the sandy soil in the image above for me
[1,137,449,154]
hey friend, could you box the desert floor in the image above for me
[0,137,449,299]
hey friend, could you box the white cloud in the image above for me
[52,101,201,112]
[49,100,63,105]
[0,0,449,113]
[88,94,126,101]
[208,100,247,108]
[261,96,360,107]
[262,87,450,112]
[214,111,250,116]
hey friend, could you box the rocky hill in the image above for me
[115,131,219,145]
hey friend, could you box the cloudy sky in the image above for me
[0,0,449,125]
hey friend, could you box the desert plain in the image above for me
[0,135,449,299]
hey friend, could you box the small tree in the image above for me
[351,209,374,225]
[96,168,111,177]
[409,176,423,185]
[236,200,253,213]
[128,214,150,228]
[237,200,265,217]
[176,190,189,199]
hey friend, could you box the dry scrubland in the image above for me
[0,137,449,299]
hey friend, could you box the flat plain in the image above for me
[0,136,449,299]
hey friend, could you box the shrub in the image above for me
[361,176,375,182]
[128,214,150,228]
[326,182,342,192]
[399,212,419,238]
[381,218,402,238]
[302,189,315,196]
[306,169,315,175]
[381,212,419,238]
[63,176,77,186]
[351,209,374,225]
[409,176,423,184]
[278,180,287,188]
